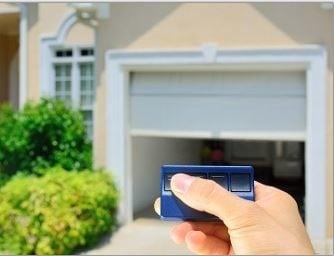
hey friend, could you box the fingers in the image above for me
[171,173,252,227]
[156,197,231,254]
[170,222,193,244]
[185,230,230,255]
[170,221,230,243]
[254,181,280,201]
[154,198,160,215]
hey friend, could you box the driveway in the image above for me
[83,207,333,255]
[84,218,192,255]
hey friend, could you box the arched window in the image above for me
[40,13,95,139]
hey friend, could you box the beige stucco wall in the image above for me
[95,3,333,237]
[26,3,94,101]
[27,3,71,101]
[64,22,94,45]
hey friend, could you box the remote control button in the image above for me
[209,174,228,190]
[189,173,207,179]
[164,174,173,191]
[230,173,251,192]
[164,173,206,191]
[164,173,206,190]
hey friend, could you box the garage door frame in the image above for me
[105,45,327,239]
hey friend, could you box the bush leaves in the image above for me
[0,98,92,176]
[0,168,118,255]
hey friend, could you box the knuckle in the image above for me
[199,179,220,206]
[288,196,299,210]
[228,202,261,229]
[281,191,298,209]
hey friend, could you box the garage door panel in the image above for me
[131,71,306,97]
[130,71,306,137]
[131,96,305,132]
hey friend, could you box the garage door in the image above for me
[130,71,306,140]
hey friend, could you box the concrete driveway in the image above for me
[84,218,192,255]
[83,206,333,255]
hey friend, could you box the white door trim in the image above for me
[19,3,28,109]
[105,45,327,239]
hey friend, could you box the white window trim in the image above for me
[40,12,95,140]
[51,45,94,108]
[40,13,77,97]
[40,12,95,103]
[105,45,328,240]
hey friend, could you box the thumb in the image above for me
[171,173,253,227]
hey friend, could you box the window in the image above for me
[80,63,94,108]
[80,48,94,56]
[52,46,95,139]
[54,64,72,103]
[55,49,73,57]
[80,62,94,138]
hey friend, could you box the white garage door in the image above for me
[130,71,306,140]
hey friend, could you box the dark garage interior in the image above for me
[132,137,305,221]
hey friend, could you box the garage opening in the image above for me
[107,46,327,238]
[132,137,305,221]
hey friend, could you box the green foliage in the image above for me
[0,99,115,254]
[0,99,92,177]
[0,167,118,255]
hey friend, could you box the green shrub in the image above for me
[0,167,118,255]
[0,98,92,177]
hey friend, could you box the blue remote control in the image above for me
[160,165,254,221]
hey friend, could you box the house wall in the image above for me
[26,3,94,101]
[9,51,19,108]
[95,3,333,237]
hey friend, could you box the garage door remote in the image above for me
[160,165,254,221]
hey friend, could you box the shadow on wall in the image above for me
[252,3,334,238]
[95,3,180,89]
[27,3,38,32]
[0,12,19,104]
[101,3,333,70]
[252,3,334,70]
[97,3,181,50]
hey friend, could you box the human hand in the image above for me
[154,173,314,255]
